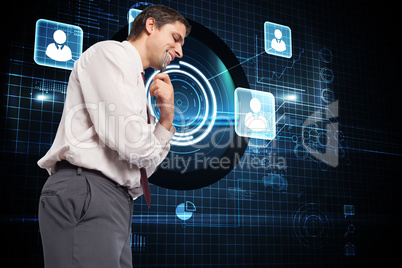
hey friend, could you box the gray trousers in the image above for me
[38,161,134,268]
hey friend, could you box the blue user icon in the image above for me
[235,87,276,140]
[271,29,286,52]
[45,30,72,62]
[34,19,83,70]
[245,98,268,131]
[264,21,292,58]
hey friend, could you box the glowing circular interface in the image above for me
[146,61,217,146]
[112,19,249,190]
[293,203,331,249]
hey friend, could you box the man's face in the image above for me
[147,21,186,70]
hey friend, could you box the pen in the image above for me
[161,51,169,72]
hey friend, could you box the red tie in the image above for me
[141,72,151,208]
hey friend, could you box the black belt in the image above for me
[55,160,130,194]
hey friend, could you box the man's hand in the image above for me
[149,73,174,131]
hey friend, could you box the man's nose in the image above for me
[175,44,183,58]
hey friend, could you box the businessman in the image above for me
[37,5,191,267]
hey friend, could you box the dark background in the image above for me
[1,1,400,267]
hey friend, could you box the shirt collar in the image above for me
[122,40,144,73]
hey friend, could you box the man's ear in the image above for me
[145,17,156,35]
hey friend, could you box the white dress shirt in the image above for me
[38,40,175,198]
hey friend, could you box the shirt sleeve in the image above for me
[74,42,175,170]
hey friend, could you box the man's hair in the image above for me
[127,5,191,41]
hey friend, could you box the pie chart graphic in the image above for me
[175,201,196,221]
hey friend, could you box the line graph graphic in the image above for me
[258,49,304,81]
[209,34,303,86]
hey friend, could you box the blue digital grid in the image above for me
[1,1,400,267]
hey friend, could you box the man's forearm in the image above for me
[158,115,174,131]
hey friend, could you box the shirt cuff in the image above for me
[154,122,176,145]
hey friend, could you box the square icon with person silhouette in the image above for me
[235,87,276,140]
[34,19,83,70]
[264,21,292,58]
